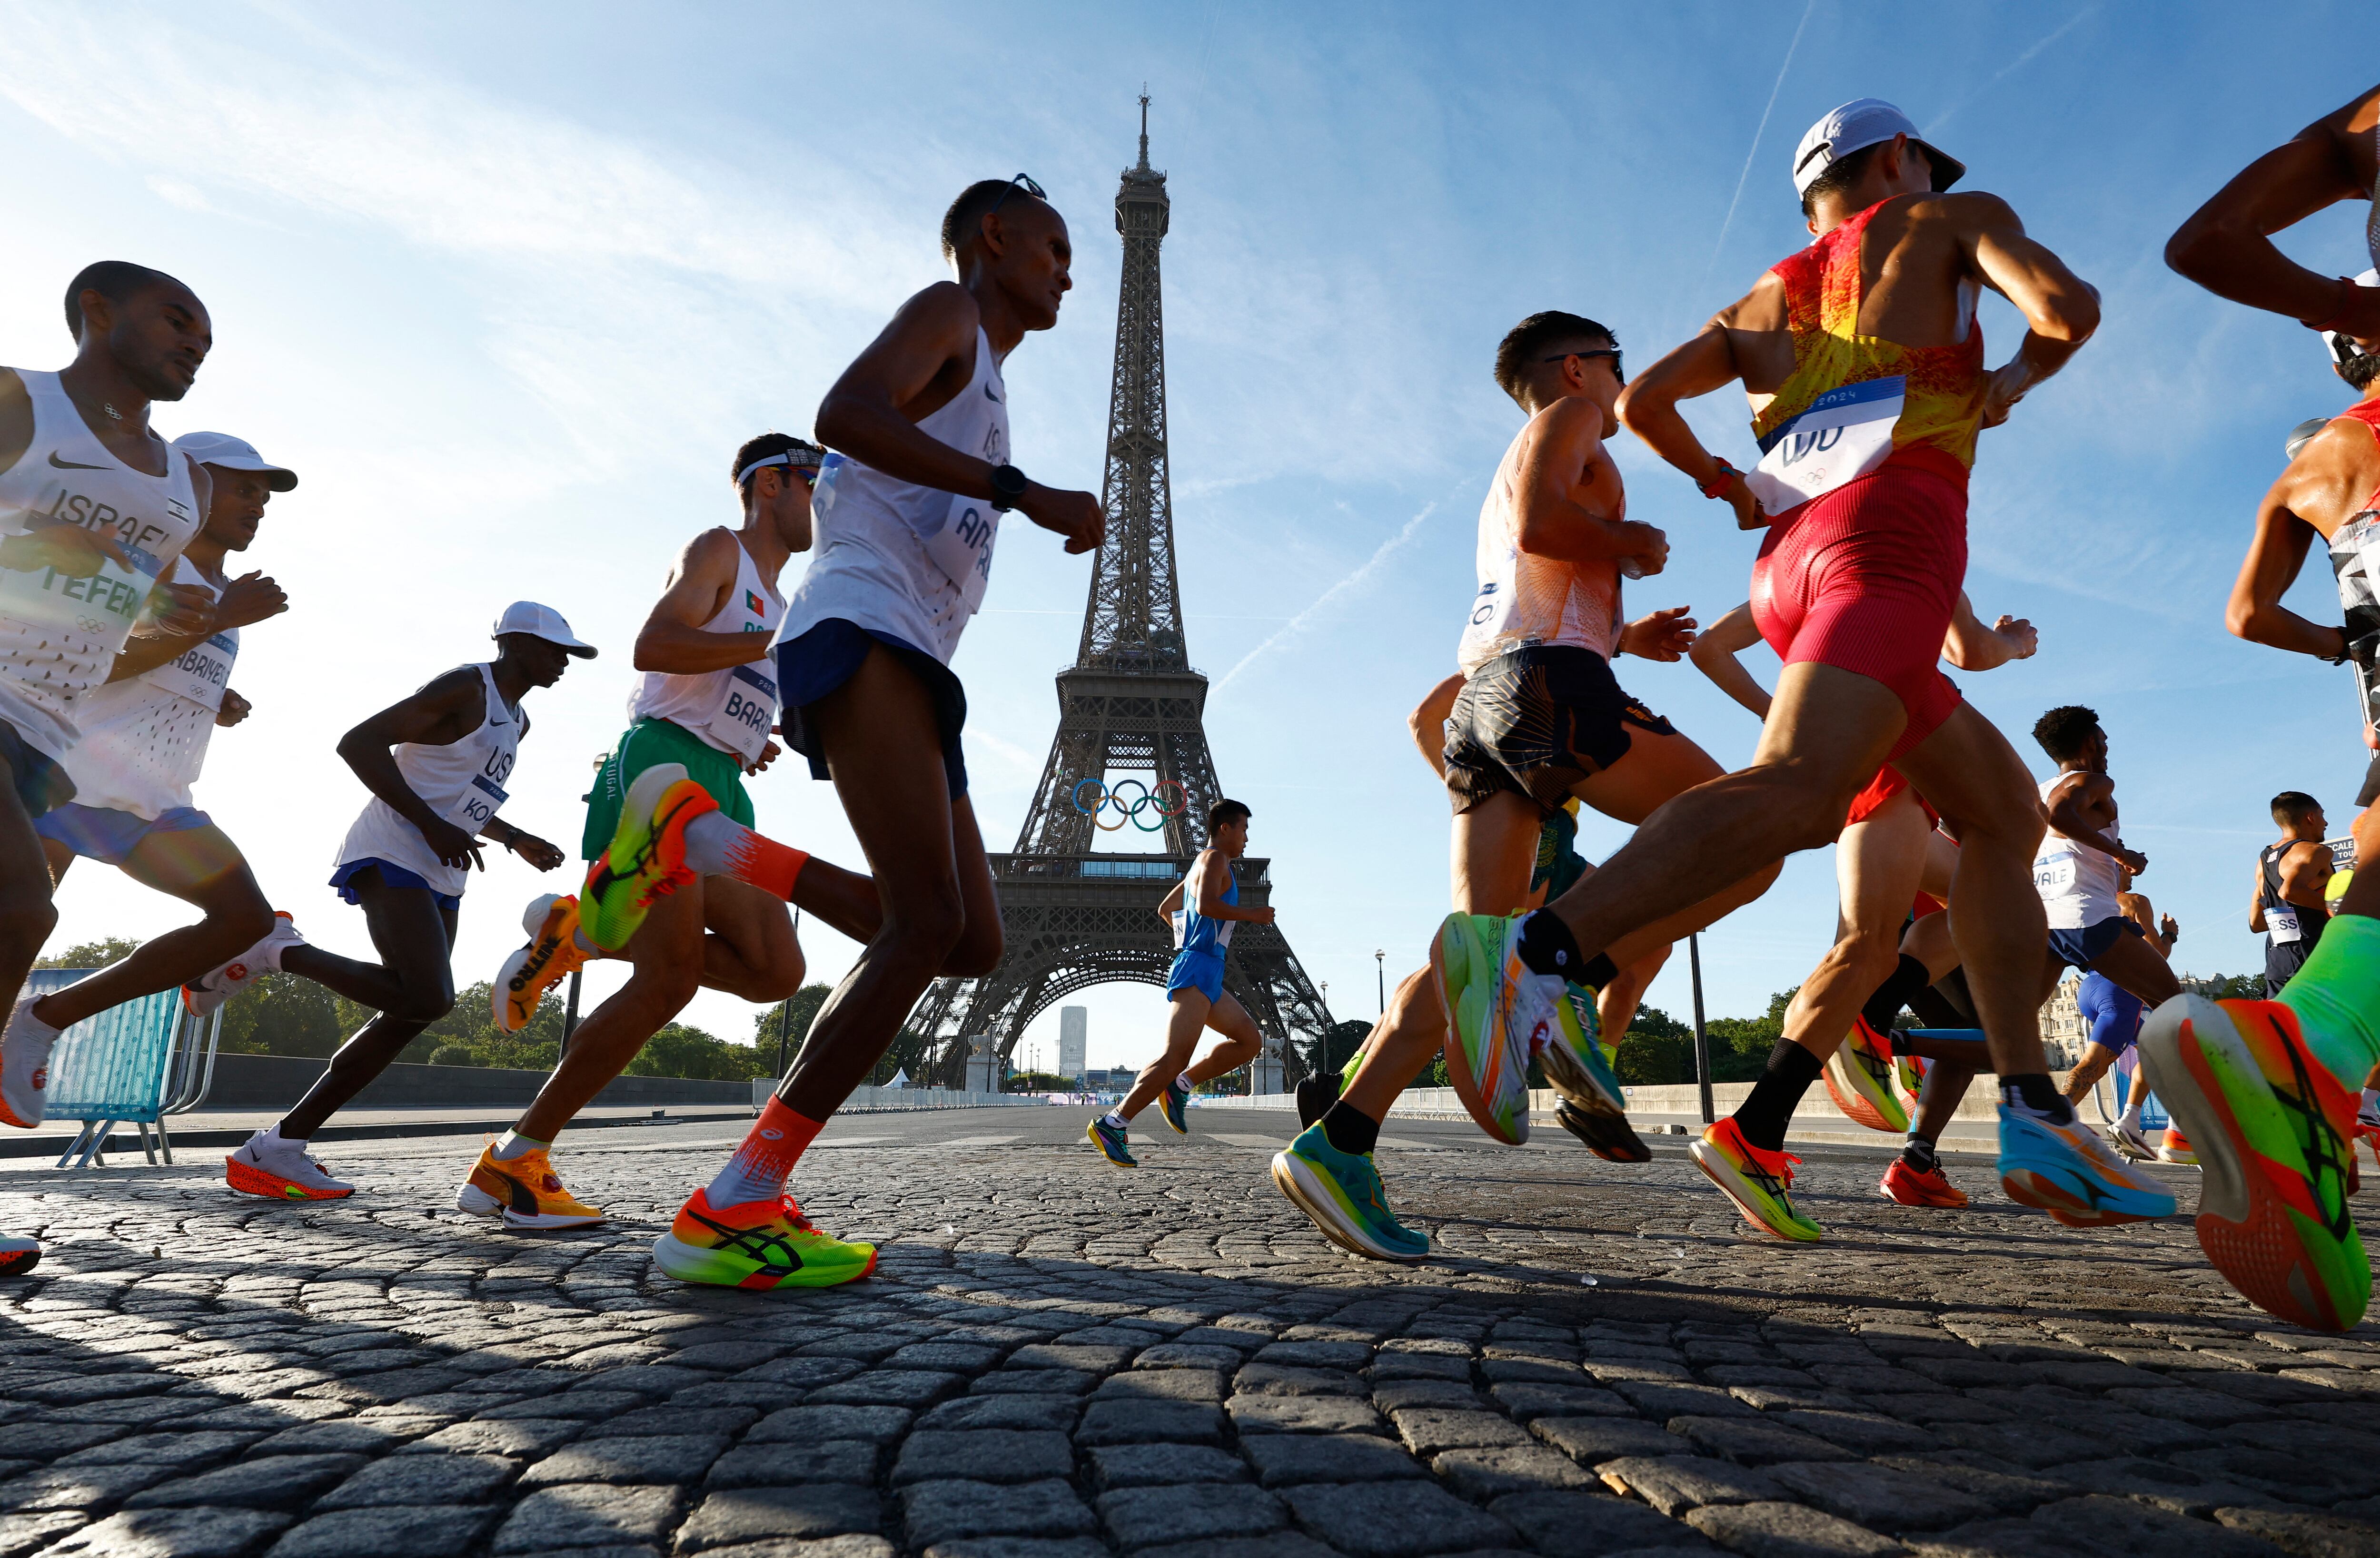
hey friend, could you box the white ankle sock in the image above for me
[494,1130,547,1161]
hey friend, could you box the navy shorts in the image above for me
[0,719,73,822]
[331,858,462,916]
[2047,914,2144,971]
[776,620,969,799]
[1166,949,1226,1003]
[35,802,212,866]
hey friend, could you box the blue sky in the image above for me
[3,1,2373,1075]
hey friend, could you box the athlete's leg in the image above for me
[691,878,804,1003]
[0,757,57,1022]
[277,874,457,1139]
[512,884,707,1143]
[1566,724,1784,944]
[1450,791,1545,915]
[2085,930,2182,1010]
[1783,790,1934,1065]
[1116,989,1214,1123]
[1597,943,1669,1043]
[31,826,274,1029]
[1184,991,1263,1083]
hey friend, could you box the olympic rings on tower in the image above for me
[1069,777,1190,832]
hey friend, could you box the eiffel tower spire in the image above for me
[906,100,1332,1091]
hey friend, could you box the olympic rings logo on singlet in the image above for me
[1747,375,1904,514]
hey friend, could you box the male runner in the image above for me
[1683,592,2032,1235]
[19,433,292,1072]
[2082,867,2180,1161]
[1440,99,2168,1232]
[212,605,581,1198]
[0,262,216,1275]
[645,175,1103,1289]
[1271,311,1779,1262]
[1086,799,1269,1166]
[2250,791,2334,995]
[2030,704,2181,1018]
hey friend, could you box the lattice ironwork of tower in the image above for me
[908,99,1333,1089]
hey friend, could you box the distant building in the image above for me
[1059,1007,1087,1080]
[1081,1066,1137,1093]
[2040,975,2085,1070]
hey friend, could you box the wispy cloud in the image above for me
[1700,0,1818,290]
[1925,5,2100,136]
[1213,501,1440,691]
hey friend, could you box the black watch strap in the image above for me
[989,463,1028,513]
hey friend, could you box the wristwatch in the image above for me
[989,463,1029,513]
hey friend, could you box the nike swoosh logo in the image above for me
[47,452,106,470]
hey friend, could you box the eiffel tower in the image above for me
[911,99,1332,1088]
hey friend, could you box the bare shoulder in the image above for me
[0,368,28,478]
[413,665,487,707]
[1716,270,1789,331]
[1925,189,2022,231]
[1534,395,1607,446]
[679,525,743,575]
[892,280,982,340]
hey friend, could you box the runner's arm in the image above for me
[108,568,288,681]
[2228,441,2358,661]
[1156,879,1185,927]
[1408,673,1463,780]
[1958,194,2101,424]
[635,529,764,674]
[2044,772,2146,873]
[1616,606,1696,661]
[1614,321,1765,531]
[479,816,565,872]
[1196,850,1274,925]
[2250,858,2268,933]
[1686,601,1772,720]
[1940,592,2036,670]
[816,281,1103,554]
[215,688,250,729]
[2280,841,2337,908]
[334,670,491,871]
[1512,399,1665,570]
[2165,86,2380,338]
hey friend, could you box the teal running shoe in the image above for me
[1087,1116,1137,1167]
[1270,1123,1428,1262]
[1997,1103,2175,1226]
[1159,1076,1191,1135]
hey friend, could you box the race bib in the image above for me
[1747,375,1904,514]
[917,488,998,616]
[2032,853,2075,895]
[2268,902,2303,946]
[140,630,236,712]
[446,771,507,833]
[1458,544,1519,663]
[707,663,777,764]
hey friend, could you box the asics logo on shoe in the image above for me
[759,1129,783,1141]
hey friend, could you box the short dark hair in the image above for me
[2342,347,2380,392]
[2272,790,2323,826]
[2032,705,2102,763]
[1799,140,1893,221]
[1209,799,1250,834]
[1492,311,1616,406]
[941,179,1048,265]
[731,432,823,495]
[63,261,182,341]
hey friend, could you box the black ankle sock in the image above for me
[1577,951,1619,990]
[1861,955,1933,1034]
[1901,1136,1938,1172]
[1733,1039,1825,1154]
[1515,910,1583,977]
[1319,1100,1381,1157]
[2001,1073,2074,1125]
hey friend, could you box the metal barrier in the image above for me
[747,1079,1051,1113]
[27,969,225,1169]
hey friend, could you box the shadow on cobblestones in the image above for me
[0,1141,2372,1558]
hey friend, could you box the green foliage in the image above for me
[217,973,370,1059]
[1005,1070,1075,1092]
[2195,973,2262,1000]
[754,984,831,1062]
[1311,1019,1370,1078]
[1610,993,1799,1086]
[35,937,143,970]
[623,1023,771,1082]
[396,982,567,1072]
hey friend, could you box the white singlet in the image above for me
[62,557,232,818]
[1456,420,1622,676]
[626,533,784,763]
[775,327,1010,665]
[333,664,521,899]
[2032,775,2123,931]
[0,370,202,761]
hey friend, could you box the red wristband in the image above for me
[1698,461,1742,500]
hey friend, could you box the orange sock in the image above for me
[705,1095,823,1206]
[684,812,808,902]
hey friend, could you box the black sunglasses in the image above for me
[987,173,1048,217]
[1543,347,1624,385]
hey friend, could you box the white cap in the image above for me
[169,431,296,492]
[492,601,596,659]
[1792,98,1966,198]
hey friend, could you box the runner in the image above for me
[1086,799,1270,1166]
[1683,592,2033,1235]
[1443,99,2171,1233]
[648,175,1103,1289]
[1271,309,1781,1262]
[23,433,292,1083]
[0,262,216,1275]
[2250,791,2334,996]
[2030,705,2181,1034]
[2084,867,2179,1160]
[214,605,583,1198]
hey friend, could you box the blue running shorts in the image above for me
[1166,949,1226,1004]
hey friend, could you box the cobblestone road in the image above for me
[0,1110,2373,1558]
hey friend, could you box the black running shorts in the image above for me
[1441,645,1675,817]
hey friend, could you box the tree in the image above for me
[35,937,141,971]
[754,984,832,1068]
[1310,1019,1370,1079]
[1612,1004,1694,1085]
[625,1023,771,1082]
[217,974,361,1059]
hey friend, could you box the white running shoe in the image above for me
[184,912,306,1017]
[2107,1119,2154,1162]
[0,996,60,1129]
[224,1134,354,1200]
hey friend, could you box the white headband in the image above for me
[736,449,821,486]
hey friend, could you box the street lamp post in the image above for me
[1689,932,1714,1126]
[1375,949,1385,1013]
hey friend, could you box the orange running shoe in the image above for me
[1878,1155,1969,1207]
[1690,1116,1822,1241]
[2158,1126,2198,1165]
[455,1144,605,1228]
[1821,1016,1908,1133]
[225,1134,354,1200]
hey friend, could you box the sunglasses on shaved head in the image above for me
[988,173,1048,217]
[1542,347,1624,385]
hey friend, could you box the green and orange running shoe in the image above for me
[1996,1104,2177,1229]
[2140,994,2367,1332]
[582,763,716,952]
[653,1188,878,1290]
[1271,1124,1428,1262]
[1691,1116,1822,1242]
[1431,913,1550,1145]
[1822,1016,1909,1134]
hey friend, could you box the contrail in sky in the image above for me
[1700,0,1818,292]
[1214,502,1438,692]
[1926,5,2098,135]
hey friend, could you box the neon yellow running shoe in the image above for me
[1822,1016,1910,1134]
[1691,1117,1822,1242]
[1430,912,1547,1145]
[653,1188,878,1289]
[581,763,715,952]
